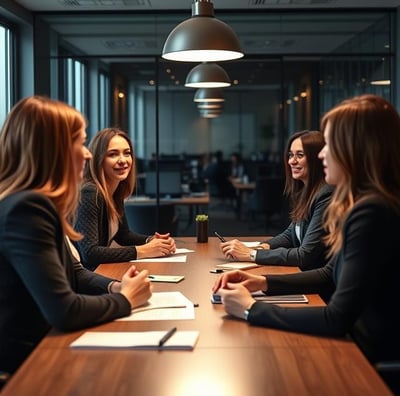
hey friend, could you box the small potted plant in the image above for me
[195,214,209,243]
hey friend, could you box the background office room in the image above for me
[0,0,397,239]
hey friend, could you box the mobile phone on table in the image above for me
[214,231,226,242]
[211,293,222,304]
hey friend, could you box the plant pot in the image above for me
[196,221,208,243]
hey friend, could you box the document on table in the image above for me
[132,248,193,263]
[118,291,195,321]
[216,262,260,270]
[70,330,199,350]
[133,256,187,263]
[242,241,261,247]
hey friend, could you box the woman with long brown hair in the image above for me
[0,97,152,375]
[214,95,400,372]
[220,130,333,270]
[74,128,176,270]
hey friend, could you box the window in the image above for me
[0,24,13,126]
[60,57,87,115]
[98,71,110,129]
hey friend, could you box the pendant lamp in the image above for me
[194,88,225,103]
[197,102,223,110]
[162,0,244,62]
[199,108,222,118]
[185,63,231,88]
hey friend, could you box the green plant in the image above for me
[195,214,208,222]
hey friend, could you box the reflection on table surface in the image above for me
[1,237,392,396]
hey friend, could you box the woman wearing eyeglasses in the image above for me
[219,130,333,271]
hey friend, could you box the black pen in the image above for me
[158,327,177,347]
[214,232,234,259]
[214,231,226,242]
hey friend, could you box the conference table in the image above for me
[2,237,392,396]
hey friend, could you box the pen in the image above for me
[214,231,226,242]
[214,232,234,259]
[158,327,177,347]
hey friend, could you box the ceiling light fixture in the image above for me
[197,102,223,109]
[194,88,225,103]
[185,63,231,88]
[199,109,222,118]
[161,0,244,62]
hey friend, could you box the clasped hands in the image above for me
[212,270,267,319]
[137,232,176,259]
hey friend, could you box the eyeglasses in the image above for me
[288,151,305,160]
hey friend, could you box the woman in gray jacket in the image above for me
[220,130,333,270]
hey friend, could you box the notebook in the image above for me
[70,330,199,350]
[216,262,260,270]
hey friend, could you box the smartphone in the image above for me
[211,293,222,304]
[214,231,226,242]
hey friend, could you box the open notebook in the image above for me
[70,330,199,350]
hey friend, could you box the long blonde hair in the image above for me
[0,96,86,240]
[322,94,400,256]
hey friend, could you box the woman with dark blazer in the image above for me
[220,130,333,270]
[213,94,400,371]
[75,128,176,270]
[0,97,152,375]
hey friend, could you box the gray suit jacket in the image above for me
[255,184,334,270]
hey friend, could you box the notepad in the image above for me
[118,291,195,321]
[148,275,184,283]
[216,262,260,270]
[70,331,199,350]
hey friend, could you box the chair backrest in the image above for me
[124,202,177,236]
[249,177,285,215]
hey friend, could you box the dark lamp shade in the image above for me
[194,88,225,102]
[161,0,243,62]
[185,63,231,88]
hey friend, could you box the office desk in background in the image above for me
[231,178,255,219]
[127,193,209,230]
[1,237,392,396]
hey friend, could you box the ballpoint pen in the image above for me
[214,231,226,242]
[158,327,177,347]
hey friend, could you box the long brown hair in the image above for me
[0,96,86,240]
[83,127,136,224]
[284,130,326,221]
[322,94,400,256]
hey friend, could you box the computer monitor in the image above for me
[145,171,182,198]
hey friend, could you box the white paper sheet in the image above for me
[133,255,187,263]
[118,291,195,321]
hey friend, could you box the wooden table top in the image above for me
[2,237,392,396]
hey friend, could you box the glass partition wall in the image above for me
[43,10,393,236]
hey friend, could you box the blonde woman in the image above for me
[213,95,400,367]
[0,97,151,375]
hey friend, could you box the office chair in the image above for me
[247,177,286,231]
[124,202,178,236]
